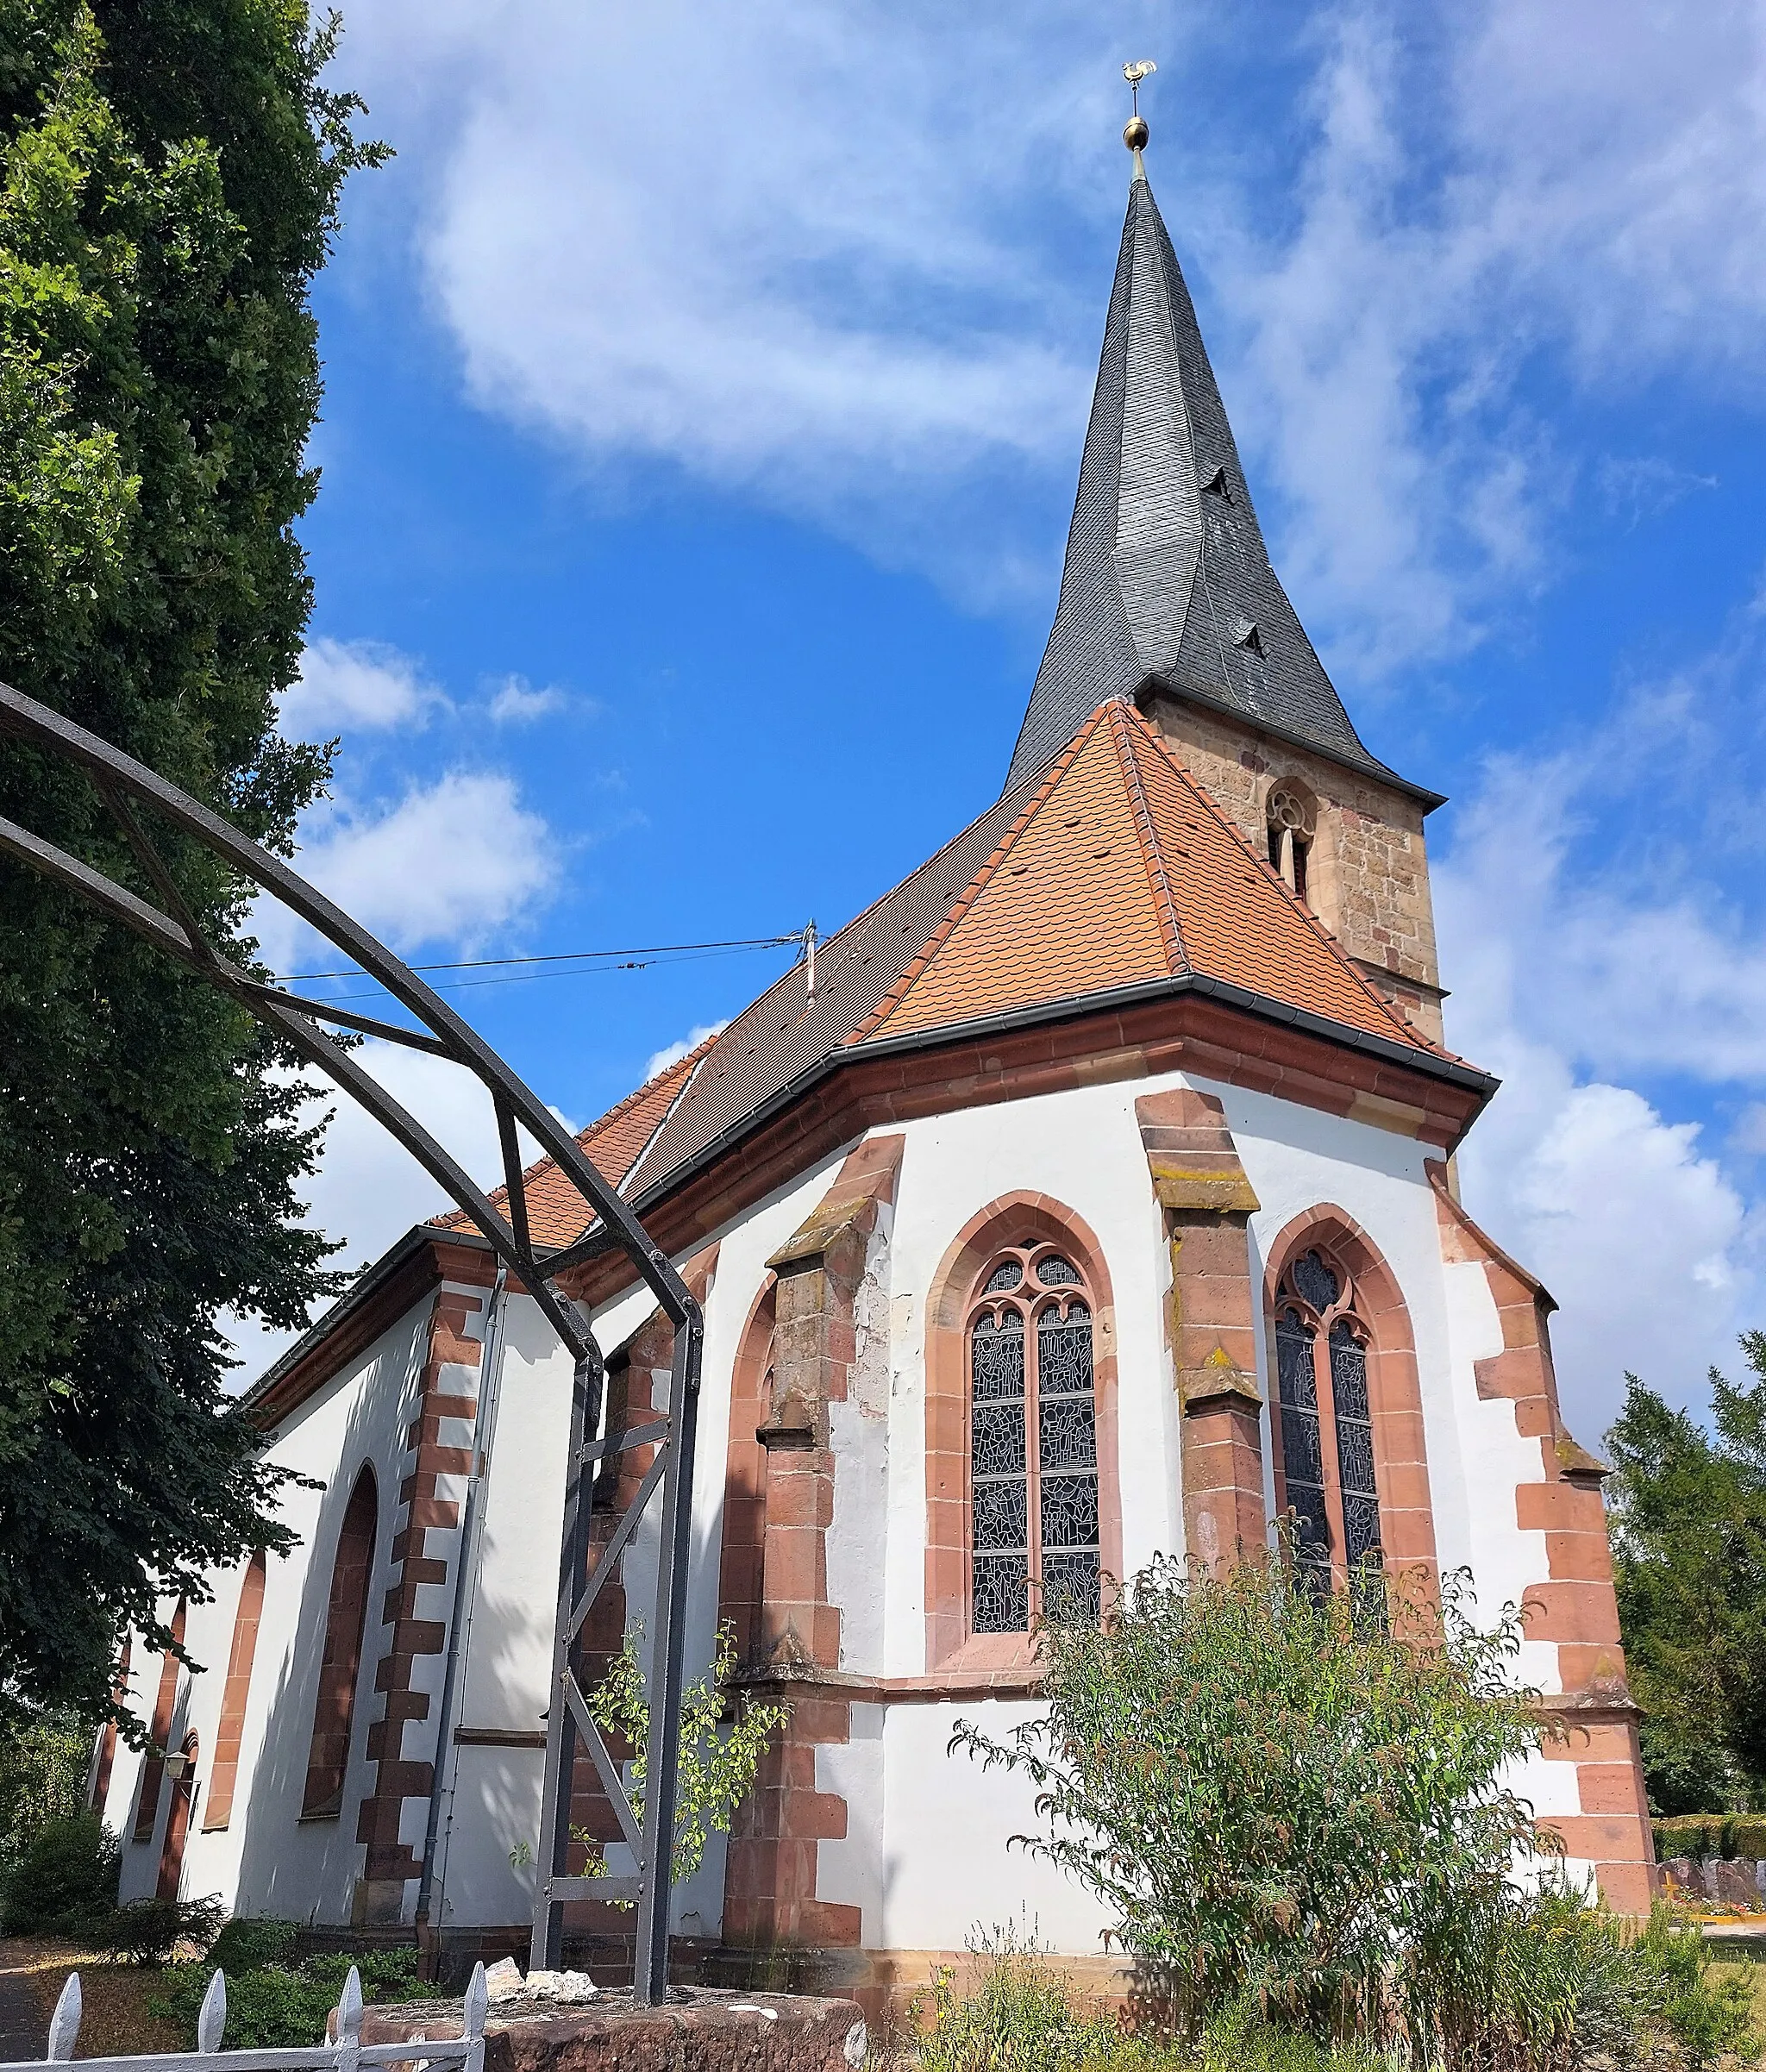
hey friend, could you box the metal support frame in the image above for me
[0,685,700,2005]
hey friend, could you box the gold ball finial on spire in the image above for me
[1123,59,1155,152]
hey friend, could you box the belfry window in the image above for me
[968,1244,1100,1632]
[1266,786,1314,903]
[1271,1249,1382,1610]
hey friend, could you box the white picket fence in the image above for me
[4,1962,486,2072]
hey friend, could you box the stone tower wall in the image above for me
[1145,692,1445,1043]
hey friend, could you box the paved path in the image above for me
[0,1957,43,2062]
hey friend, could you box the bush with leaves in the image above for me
[571,1619,785,1896]
[0,1705,91,1856]
[1606,1336,1766,1814]
[952,1552,1548,2043]
[0,1809,118,1931]
[204,1915,299,1973]
[153,1946,435,2049]
[949,1551,1765,2069]
[102,1892,226,1966]
[902,1926,1385,2072]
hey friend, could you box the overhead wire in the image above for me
[270,929,810,1017]
[278,932,804,983]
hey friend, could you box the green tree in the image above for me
[1606,1334,1766,1814]
[0,0,383,1720]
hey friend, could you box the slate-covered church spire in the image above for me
[1005,86,1404,797]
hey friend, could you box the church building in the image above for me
[93,124,1655,2004]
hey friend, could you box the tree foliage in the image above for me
[0,0,383,1718]
[1606,1334,1766,1814]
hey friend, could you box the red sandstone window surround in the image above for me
[301,1466,378,1821]
[132,1601,185,1844]
[924,1194,1122,1673]
[1263,1210,1441,1612]
[203,1549,266,1831]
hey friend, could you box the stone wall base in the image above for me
[361,1989,865,2072]
[413,1933,1143,2031]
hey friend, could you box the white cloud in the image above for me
[645,1023,727,1081]
[294,771,560,953]
[222,1042,567,1388]
[283,637,447,738]
[1437,742,1766,1441]
[320,1,1766,652]
[489,675,569,724]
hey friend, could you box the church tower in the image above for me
[1011,124,1446,1042]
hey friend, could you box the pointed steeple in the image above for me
[1005,132,1415,798]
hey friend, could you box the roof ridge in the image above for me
[1108,698,1189,977]
[847,705,1113,1047]
[612,1031,720,1188]
[1126,709,1456,1059]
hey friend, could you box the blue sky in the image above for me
[241,0,1766,1443]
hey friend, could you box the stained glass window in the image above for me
[969,1251,1100,1631]
[1274,1249,1384,1607]
[1291,1249,1339,1314]
[970,1311,1027,1631]
[1274,1306,1330,1587]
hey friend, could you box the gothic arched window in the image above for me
[1271,1249,1382,1606]
[968,1244,1099,1632]
[1266,785,1316,903]
[302,1466,378,1820]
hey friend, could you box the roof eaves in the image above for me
[239,1222,492,1417]
[850,971,1499,1094]
[607,972,1497,1248]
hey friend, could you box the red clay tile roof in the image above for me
[437,700,1466,1255]
[433,1031,715,1249]
[854,700,1443,1054]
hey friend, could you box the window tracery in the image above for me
[1272,1248,1383,1612]
[968,1243,1099,1632]
[1266,785,1316,903]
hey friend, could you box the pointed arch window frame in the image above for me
[1262,1208,1443,1615]
[924,1195,1123,1675]
[967,1242,1103,1636]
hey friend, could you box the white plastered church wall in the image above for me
[103,1297,430,1923]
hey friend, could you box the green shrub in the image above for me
[901,1931,1387,2072]
[1656,1814,1766,1862]
[153,1946,435,2050]
[1632,1903,1759,2072]
[102,1894,227,1966]
[205,1916,300,1973]
[0,1812,119,1931]
[573,1620,785,1898]
[906,1925,1142,2071]
[951,1553,1547,2043]
[0,1708,92,1868]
